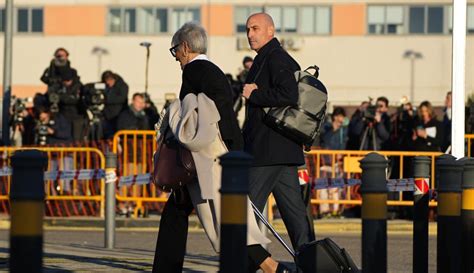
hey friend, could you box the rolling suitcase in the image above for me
[251,202,359,273]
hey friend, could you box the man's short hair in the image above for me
[171,22,207,54]
[54,47,69,57]
[132,93,145,100]
[377,96,389,107]
[331,107,346,121]
[37,106,50,115]
[332,107,346,117]
[101,70,116,82]
[243,56,253,65]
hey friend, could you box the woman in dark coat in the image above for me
[413,101,445,152]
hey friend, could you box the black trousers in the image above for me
[249,165,315,250]
[152,187,270,273]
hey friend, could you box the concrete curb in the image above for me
[0,217,438,234]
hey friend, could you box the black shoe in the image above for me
[276,263,295,273]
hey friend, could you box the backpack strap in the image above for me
[304,65,320,79]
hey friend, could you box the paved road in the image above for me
[0,229,436,272]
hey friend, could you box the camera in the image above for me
[83,82,106,121]
[35,119,55,146]
[11,96,32,126]
[362,104,377,122]
[47,82,65,113]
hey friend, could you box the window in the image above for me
[368,6,404,34]
[299,6,330,34]
[124,8,136,33]
[369,5,456,35]
[468,5,474,34]
[109,8,121,33]
[171,7,200,33]
[235,6,263,33]
[0,9,5,32]
[409,6,425,33]
[409,6,448,34]
[236,6,330,34]
[108,7,198,34]
[16,8,43,33]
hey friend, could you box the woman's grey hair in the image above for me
[171,22,207,54]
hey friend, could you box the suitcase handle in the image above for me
[251,201,296,257]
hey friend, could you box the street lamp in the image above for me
[91,46,109,80]
[403,50,423,103]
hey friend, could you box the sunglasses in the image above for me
[169,44,181,57]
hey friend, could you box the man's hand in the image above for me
[47,127,55,135]
[242,83,258,99]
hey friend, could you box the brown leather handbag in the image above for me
[153,126,197,192]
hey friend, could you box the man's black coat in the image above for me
[103,76,129,121]
[243,38,304,166]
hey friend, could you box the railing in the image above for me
[112,130,167,217]
[0,147,105,217]
[305,150,443,207]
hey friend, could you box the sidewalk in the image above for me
[0,215,438,234]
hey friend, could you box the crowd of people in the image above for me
[321,92,452,154]
[2,12,462,272]
[10,47,159,147]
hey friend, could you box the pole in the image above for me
[145,46,150,94]
[461,158,474,273]
[1,0,13,145]
[410,57,415,103]
[97,53,102,81]
[360,152,388,273]
[451,0,467,158]
[9,150,48,273]
[413,156,430,273]
[436,157,462,273]
[105,152,117,249]
[219,151,251,272]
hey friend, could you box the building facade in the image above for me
[0,0,473,108]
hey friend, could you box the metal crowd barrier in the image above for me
[0,147,105,217]
[305,150,443,207]
[112,130,166,218]
[466,134,474,157]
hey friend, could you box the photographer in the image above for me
[392,101,416,151]
[35,107,72,146]
[50,68,87,142]
[350,97,391,150]
[10,97,34,146]
[41,48,77,87]
[101,70,129,139]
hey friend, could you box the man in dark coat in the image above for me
[55,68,87,142]
[36,107,73,146]
[101,70,129,139]
[40,48,77,87]
[117,93,149,132]
[117,93,150,171]
[242,13,315,272]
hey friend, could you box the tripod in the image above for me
[359,122,378,151]
[88,115,103,144]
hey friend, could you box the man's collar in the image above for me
[189,54,209,64]
[256,38,280,60]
